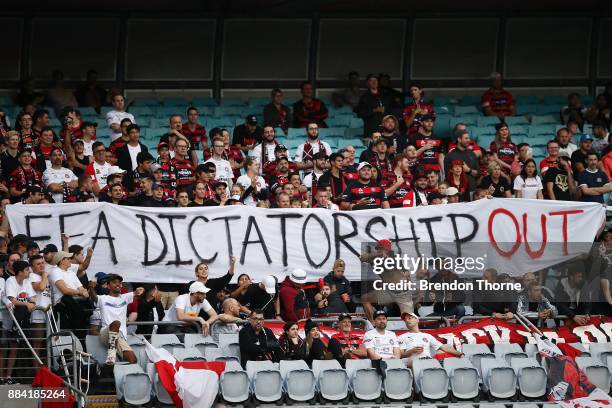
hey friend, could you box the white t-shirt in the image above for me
[88,161,112,189]
[249,143,280,172]
[4,276,36,303]
[97,292,134,338]
[236,174,267,206]
[83,140,94,156]
[127,144,142,171]
[29,272,52,310]
[294,140,332,164]
[513,175,543,199]
[49,267,83,303]
[42,166,78,203]
[303,171,324,189]
[362,329,399,359]
[163,293,212,322]
[398,332,443,359]
[205,157,234,186]
[106,111,135,141]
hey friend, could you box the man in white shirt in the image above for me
[398,312,463,366]
[42,148,78,203]
[205,137,234,188]
[85,141,112,196]
[236,157,267,206]
[163,281,218,336]
[294,123,332,176]
[249,126,279,172]
[88,274,144,365]
[28,254,50,368]
[106,94,135,141]
[362,310,401,360]
[302,151,328,190]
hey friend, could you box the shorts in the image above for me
[90,309,101,326]
[362,290,414,314]
[99,327,132,357]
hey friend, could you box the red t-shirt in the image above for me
[447,141,481,154]
[403,101,435,134]
[182,123,207,151]
[489,141,517,169]
[415,136,444,171]
[482,88,515,116]
[539,157,559,175]
[384,172,414,208]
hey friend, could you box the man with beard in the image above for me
[269,156,292,195]
[42,148,78,203]
[362,310,401,360]
[202,181,229,206]
[339,162,389,210]
[294,123,332,175]
[444,130,480,190]
[381,114,408,156]
[250,126,279,173]
[412,172,429,206]
[357,74,392,138]
[385,154,414,208]
[413,114,445,173]
[293,81,328,128]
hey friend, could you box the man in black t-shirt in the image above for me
[339,162,390,210]
[232,115,263,153]
[234,275,280,319]
[544,154,575,201]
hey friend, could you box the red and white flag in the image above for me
[145,341,226,408]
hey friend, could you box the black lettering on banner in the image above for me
[59,211,90,240]
[417,216,443,257]
[136,214,167,266]
[91,211,118,264]
[391,216,422,257]
[213,216,241,260]
[447,213,478,256]
[332,212,359,259]
[266,213,303,266]
[188,216,218,263]
[25,214,52,241]
[302,213,331,268]
[240,216,272,264]
[159,214,192,266]
[365,216,387,245]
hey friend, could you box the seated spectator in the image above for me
[363,310,401,360]
[585,93,611,128]
[87,274,143,365]
[357,74,392,138]
[74,69,108,114]
[340,162,390,210]
[279,268,311,321]
[561,92,587,129]
[556,127,578,158]
[429,267,466,317]
[323,259,353,311]
[293,81,328,128]
[399,312,463,367]
[314,282,348,315]
[233,115,263,154]
[278,321,305,360]
[328,313,366,366]
[592,121,609,154]
[479,162,511,198]
[301,319,328,366]
[472,269,516,319]
[42,148,78,203]
[571,134,595,173]
[162,281,218,336]
[445,187,460,203]
[106,94,135,141]
[544,153,575,201]
[238,309,280,368]
[554,269,591,326]
[540,140,560,176]
[134,283,165,339]
[514,159,544,199]
[517,282,558,323]
[482,72,515,118]
[263,88,292,134]
[232,274,279,319]
[403,84,435,135]
[576,151,612,203]
[210,298,242,343]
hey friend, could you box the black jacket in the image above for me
[116,143,149,173]
[136,298,165,338]
[357,90,392,138]
[238,323,280,368]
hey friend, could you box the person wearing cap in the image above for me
[357,74,392,138]
[232,114,263,153]
[339,162,389,210]
[204,135,233,188]
[576,151,612,203]
[481,72,516,118]
[571,133,596,173]
[116,124,149,173]
[264,88,292,133]
[87,274,144,365]
[279,268,311,321]
[67,137,91,178]
[8,148,43,202]
[268,156,292,193]
[162,281,218,336]
[262,144,298,181]
[592,121,610,154]
[123,151,154,195]
[544,153,575,201]
[426,191,444,205]
[106,94,135,141]
[41,147,78,204]
[294,123,332,175]
[398,312,463,365]
[299,319,329,366]
[238,309,281,368]
[20,184,46,205]
[84,141,113,196]
[363,310,401,360]
[293,81,328,128]
[204,180,230,206]
[328,313,366,365]
[236,157,268,206]
[489,122,518,175]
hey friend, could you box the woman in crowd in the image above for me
[278,321,305,360]
[479,161,512,198]
[514,158,544,199]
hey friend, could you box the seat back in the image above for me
[345,359,372,378]
[220,370,250,403]
[279,359,309,380]
[85,335,108,367]
[174,347,205,361]
[311,359,342,379]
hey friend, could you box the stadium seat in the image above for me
[345,359,382,401]
[587,342,612,364]
[453,105,480,116]
[523,343,538,359]
[529,124,557,138]
[344,128,364,139]
[279,360,316,402]
[163,96,189,106]
[443,358,480,400]
[477,116,502,127]
[114,363,152,405]
[569,342,590,356]
[531,114,558,125]
[85,335,109,367]
[385,320,407,331]
[433,114,452,137]
[214,106,243,117]
[78,106,98,117]
[219,360,250,403]
[450,116,477,129]
[516,104,540,115]
[204,347,239,363]
[575,356,611,391]
[311,359,349,402]
[173,347,206,361]
[535,105,561,115]
[129,106,155,117]
[412,358,449,401]
[126,335,149,370]
[510,125,528,137]
[510,358,546,398]
[530,136,550,147]
[192,97,218,107]
[543,95,567,105]
[132,98,160,106]
[504,116,530,126]
[151,333,185,355]
[246,360,283,402]
[146,362,174,405]
[459,95,481,106]
[327,116,352,128]
[184,334,218,354]
[349,117,364,128]
[515,95,541,105]
[381,359,413,401]
[319,127,345,138]
[480,358,517,399]
[433,96,458,106]
[220,98,246,106]
[494,343,528,364]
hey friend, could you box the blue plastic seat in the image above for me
[163,97,189,106]
[192,106,214,116]
[78,106,98,117]
[536,105,561,115]
[220,98,246,107]
[510,125,528,137]
[459,95,481,106]
[433,96,458,106]
[288,128,307,138]
[214,106,243,117]
[543,95,567,105]
[433,113,452,137]
[531,136,551,147]
[344,128,363,138]
[132,98,160,106]
[208,118,235,129]
[192,98,217,107]
[129,106,155,117]
[319,127,345,138]
[248,97,269,108]
[326,117,351,128]
[516,104,540,115]
[450,116,477,129]
[470,126,496,143]
[515,95,540,105]
[156,106,185,119]
[531,115,558,125]
[454,105,480,116]
[504,116,529,126]
[477,116,502,127]
[349,117,364,129]
[528,125,557,138]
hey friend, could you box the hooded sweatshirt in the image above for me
[279,276,311,321]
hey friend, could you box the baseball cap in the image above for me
[108,166,126,176]
[196,162,216,173]
[580,134,594,142]
[421,113,435,122]
[52,251,73,266]
[376,239,392,251]
[275,144,288,152]
[95,272,109,283]
[28,185,44,194]
[357,162,373,171]
[215,180,228,188]
[152,182,164,190]
[246,115,258,125]
[72,138,84,145]
[289,268,307,284]
[445,187,459,197]
[150,163,161,173]
[373,310,388,318]
[157,141,170,150]
[189,281,210,294]
[401,311,419,320]
[80,121,97,130]
[261,275,277,294]
[427,191,444,203]
[42,244,58,254]
[337,312,352,322]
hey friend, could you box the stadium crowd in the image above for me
[0,70,611,382]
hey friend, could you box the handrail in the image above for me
[126,319,203,332]
[457,314,574,324]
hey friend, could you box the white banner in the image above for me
[6,199,606,283]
